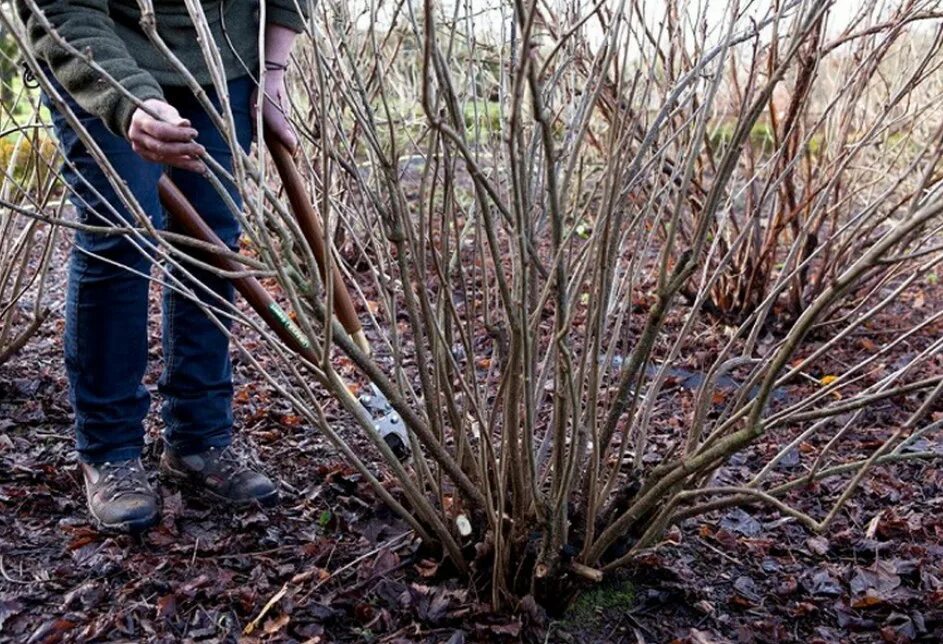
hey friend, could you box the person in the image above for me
[15,0,306,534]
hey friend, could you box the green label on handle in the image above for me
[268,302,311,350]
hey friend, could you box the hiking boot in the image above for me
[159,445,279,507]
[81,459,160,534]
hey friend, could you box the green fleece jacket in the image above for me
[17,1,306,136]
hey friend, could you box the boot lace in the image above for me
[100,460,150,502]
[206,446,245,478]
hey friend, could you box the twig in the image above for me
[0,555,34,585]
[243,582,288,635]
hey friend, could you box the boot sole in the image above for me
[159,463,280,509]
[91,512,160,536]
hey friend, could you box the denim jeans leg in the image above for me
[48,91,164,464]
[158,76,254,455]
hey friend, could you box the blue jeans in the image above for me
[47,76,253,464]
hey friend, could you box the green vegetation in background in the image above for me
[709,120,777,152]
[359,98,502,159]
[708,119,830,157]
[806,132,823,156]
[0,58,57,192]
[564,577,636,626]
[462,99,501,133]
[0,133,59,192]
[0,74,52,128]
[1,25,52,129]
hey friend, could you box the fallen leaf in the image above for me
[806,568,842,596]
[156,594,176,620]
[26,618,75,644]
[280,414,304,427]
[850,591,884,608]
[263,613,290,635]
[687,627,733,644]
[806,536,829,556]
[865,511,883,539]
[850,561,901,599]
[0,599,23,631]
[720,508,761,536]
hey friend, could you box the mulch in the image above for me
[1,233,941,643]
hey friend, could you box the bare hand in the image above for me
[128,99,205,173]
[251,71,298,152]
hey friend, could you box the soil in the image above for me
[0,232,941,643]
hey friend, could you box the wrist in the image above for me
[263,69,286,87]
[264,23,299,69]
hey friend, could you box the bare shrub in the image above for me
[0,35,58,366]
[4,0,941,611]
[682,2,943,323]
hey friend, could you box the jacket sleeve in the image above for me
[16,0,164,137]
[265,1,308,33]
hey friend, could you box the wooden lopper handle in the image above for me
[264,129,369,355]
[157,175,318,363]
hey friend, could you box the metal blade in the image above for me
[359,383,410,460]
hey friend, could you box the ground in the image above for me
[0,236,941,643]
